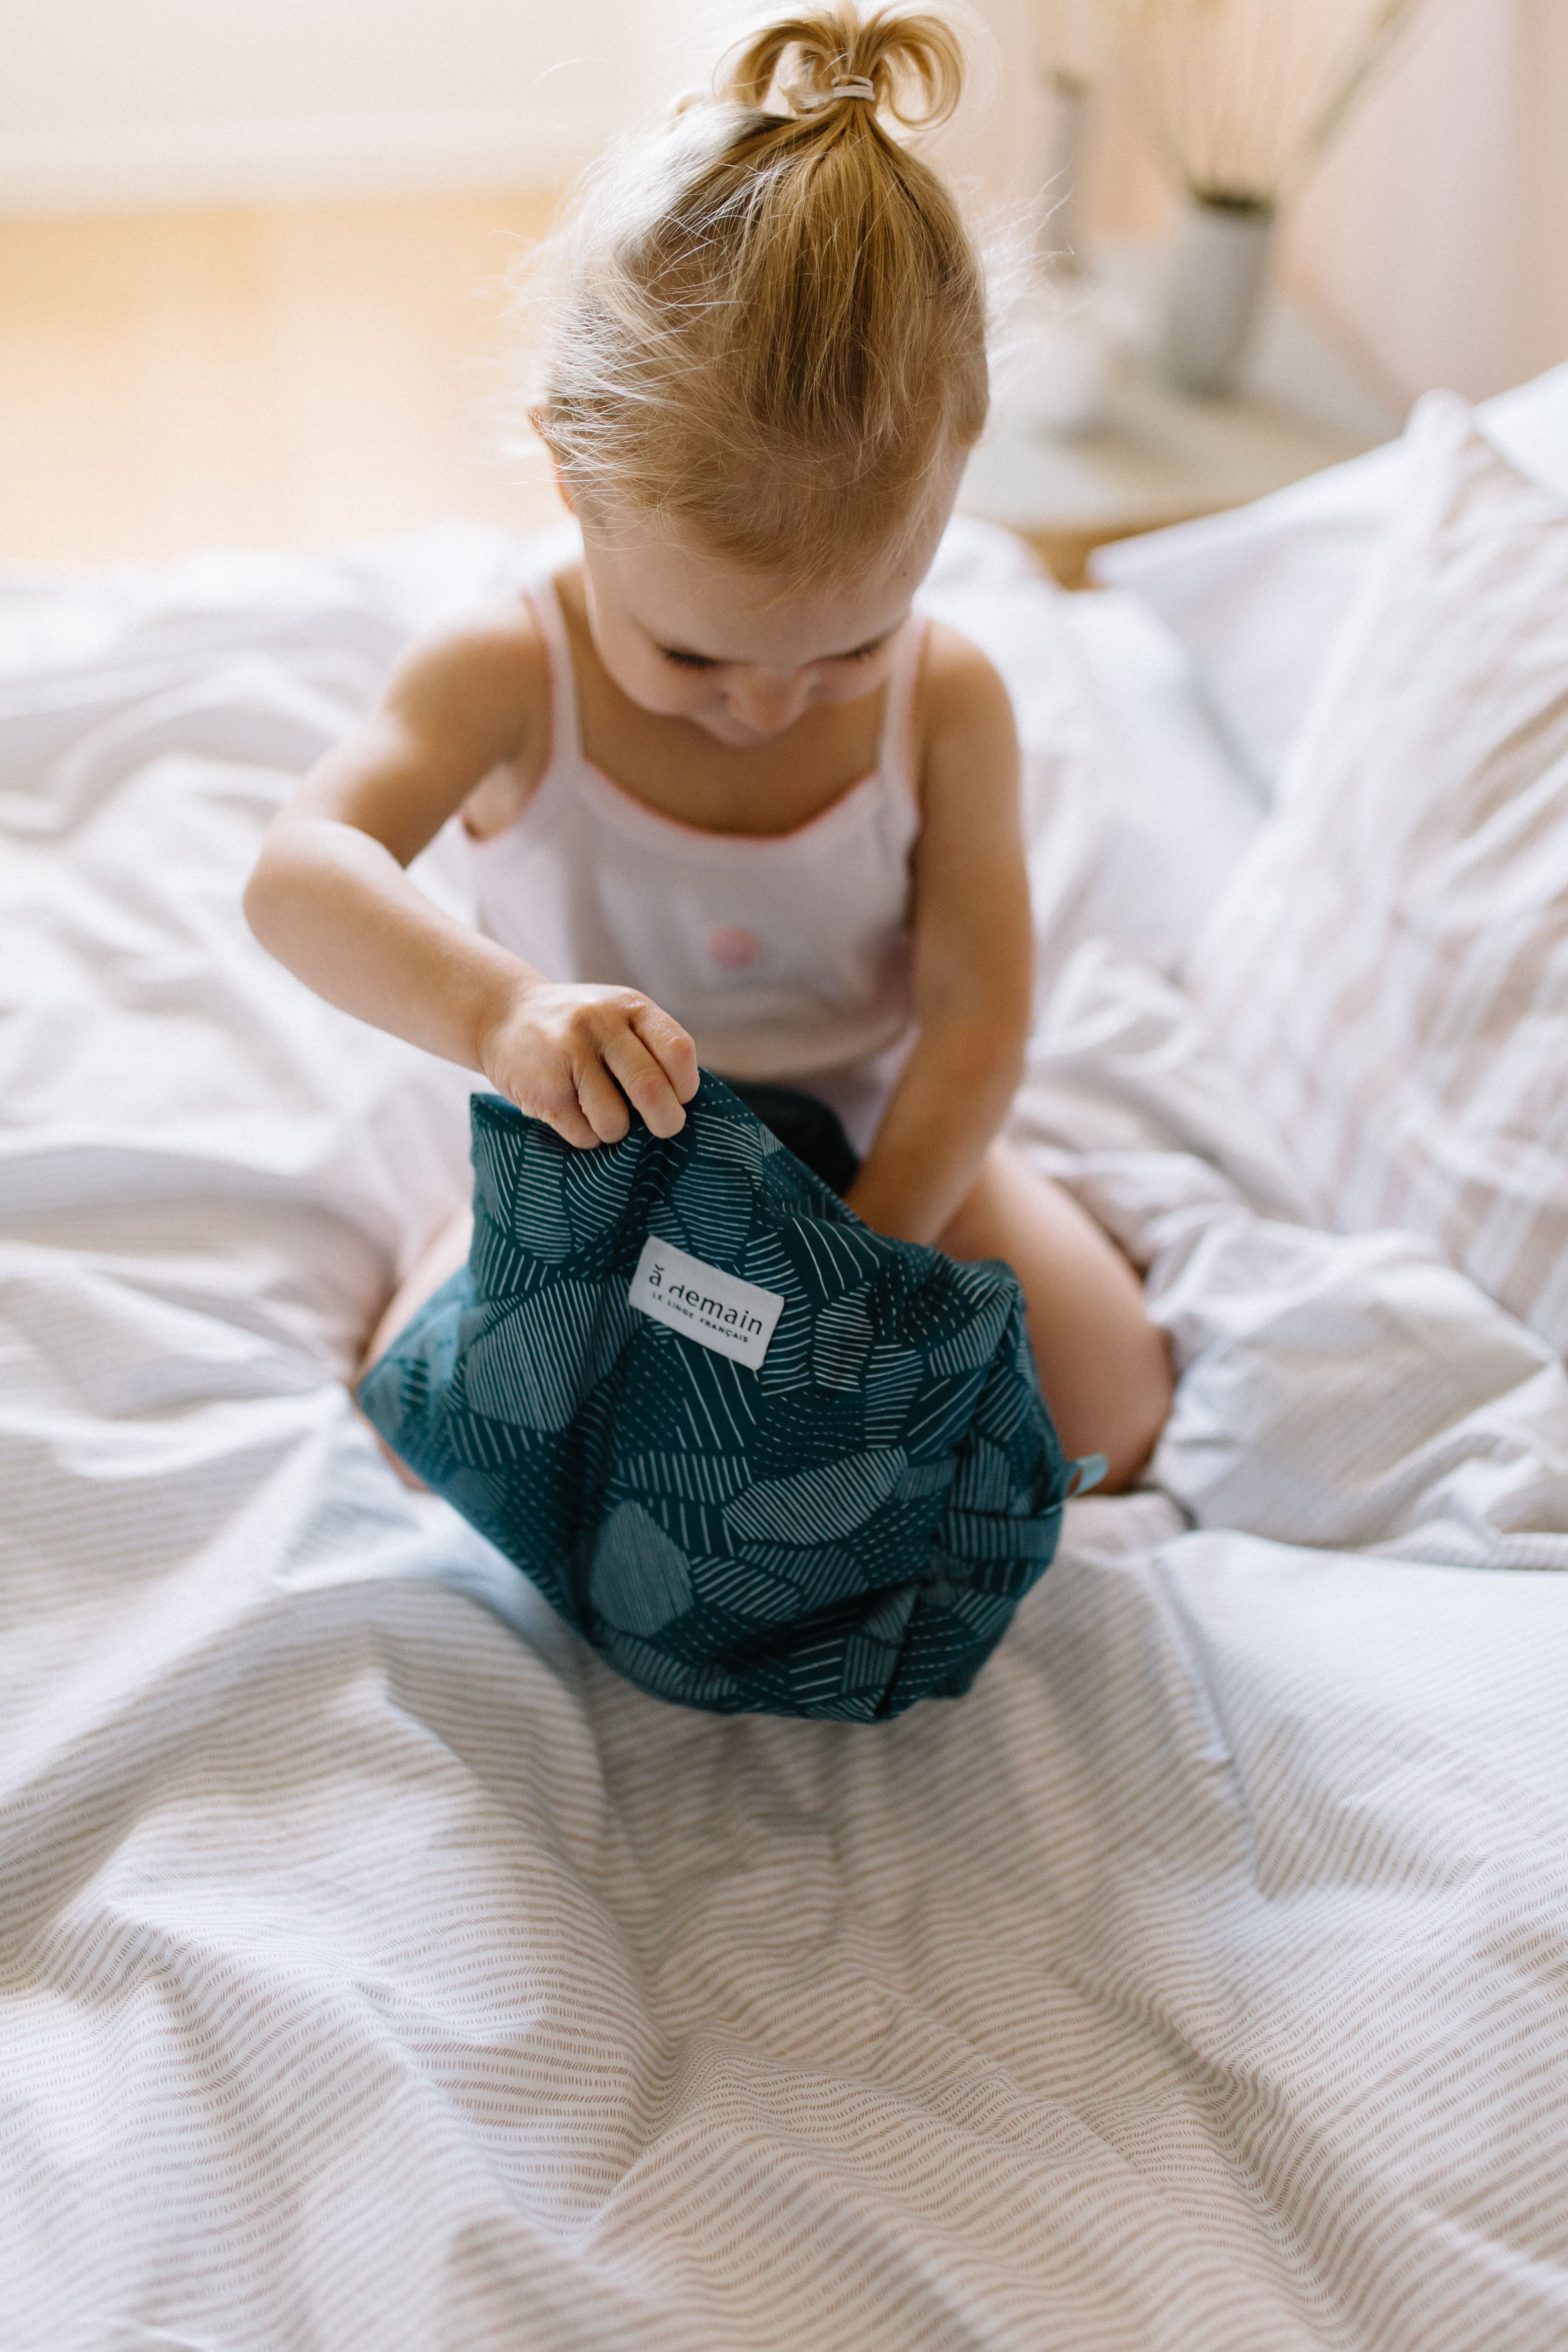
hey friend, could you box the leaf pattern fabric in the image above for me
[360,1078,1081,1720]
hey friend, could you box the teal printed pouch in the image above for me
[359,1076,1100,1720]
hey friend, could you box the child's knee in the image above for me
[360,1205,473,1376]
[1094,1322,1174,1493]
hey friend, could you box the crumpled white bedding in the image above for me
[3,526,1566,2352]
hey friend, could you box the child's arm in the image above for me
[844,627,1032,1243]
[243,607,697,1145]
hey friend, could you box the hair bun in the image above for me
[721,5,965,132]
[533,0,987,588]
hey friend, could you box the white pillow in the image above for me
[1185,391,1568,1353]
[917,569,1261,987]
[1051,586,1261,953]
[1091,361,1568,797]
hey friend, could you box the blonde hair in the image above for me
[532,6,989,584]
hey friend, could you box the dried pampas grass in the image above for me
[1126,0,1432,210]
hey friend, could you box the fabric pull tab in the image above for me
[1064,1453,1109,1500]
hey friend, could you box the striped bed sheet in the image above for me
[2,533,1566,2350]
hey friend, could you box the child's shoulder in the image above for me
[915,619,1017,750]
[389,586,549,724]
[375,584,555,803]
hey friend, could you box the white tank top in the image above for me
[468,564,927,1147]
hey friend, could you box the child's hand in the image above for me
[478,980,699,1148]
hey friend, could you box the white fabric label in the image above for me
[628,1236,784,1369]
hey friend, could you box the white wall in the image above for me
[0,0,1041,215]
[2,0,1560,405]
[0,0,757,209]
[1279,0,1531,407]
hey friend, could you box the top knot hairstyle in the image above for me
[531,6,989,585]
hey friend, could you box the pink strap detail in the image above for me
[877,613,929,816]
[521,573,584,788]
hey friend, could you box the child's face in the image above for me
[576,503,950,750]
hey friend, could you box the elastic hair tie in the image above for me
[802,76,878,109]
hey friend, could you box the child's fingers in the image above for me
[602,1027,689,1138]
[573,1056,634,1146]
[518,1053,607,1147]
[630,1002,700,1102]
[539,1090,606,1149]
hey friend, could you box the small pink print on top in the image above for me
[708,926,760,971]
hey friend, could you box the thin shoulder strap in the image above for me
[877,612,930,811]
[519,568,585,779]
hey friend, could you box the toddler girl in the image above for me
[245,3,1171,1489]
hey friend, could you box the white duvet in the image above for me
[2,528,1566,2352]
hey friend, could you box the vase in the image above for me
[1162,193,1275,398]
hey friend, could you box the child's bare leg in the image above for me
[939,1144,1172,1492]
[361,1207,474,1377]
[354,1207,474,1490]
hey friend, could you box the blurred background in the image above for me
[2,0,1564,568]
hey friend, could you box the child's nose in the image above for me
[727,674,808,734]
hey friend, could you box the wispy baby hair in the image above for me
[532,5,989,584]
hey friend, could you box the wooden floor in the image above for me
[0,189,571,567]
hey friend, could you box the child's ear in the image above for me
[527,409,576,517]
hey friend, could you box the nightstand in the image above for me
[960,238,1403,586]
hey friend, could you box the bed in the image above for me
[4,368,1568,2350]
